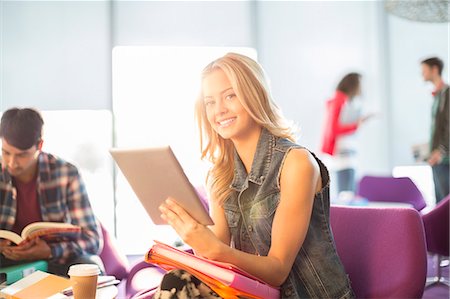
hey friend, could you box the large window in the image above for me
[112,47,257,254]
[39,110,114,229]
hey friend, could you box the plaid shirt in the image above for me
[0,152,102,264]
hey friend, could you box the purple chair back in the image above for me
[195,185,210,212]
[126,261,165,298]
[330,206,427,298]
[131,287,158,299]
[357,175,427,211]
[99,222,130,281]
[422,195,450,256]
[126,186,207,298]
[127,248,195,298]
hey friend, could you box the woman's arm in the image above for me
[331,100,358,135]
[208,199,231,246]
[160,148,320,287]
[215,148,319,286]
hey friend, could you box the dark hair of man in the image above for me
[421,57,444,76]
[0,108,44,150]
[337,73,361,97]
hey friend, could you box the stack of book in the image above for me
[0,270,73,298]
[0,260,48,288]
[1,271,120,299]
[146,241,280,299]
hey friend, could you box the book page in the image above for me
[0,230,23,245]
[21,222,81,241]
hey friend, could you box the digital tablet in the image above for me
[110,146,213,225]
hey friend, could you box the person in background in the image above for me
[155,53,354,298]
[0,107,104,276]
[321,73,373,195]
[421,57,449,203]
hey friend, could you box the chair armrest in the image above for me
[125,261,165,298]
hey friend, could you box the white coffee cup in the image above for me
[68,264,100,299]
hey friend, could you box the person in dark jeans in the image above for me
[421,57,449,203]
[321,73,373,194]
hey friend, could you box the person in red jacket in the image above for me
[321,73,372,194]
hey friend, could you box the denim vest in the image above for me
[224,128,354,299]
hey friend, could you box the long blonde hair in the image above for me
[195,53,295,205]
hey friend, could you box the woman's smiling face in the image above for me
[202,69,259,143]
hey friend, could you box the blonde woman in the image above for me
[156,53,354,299]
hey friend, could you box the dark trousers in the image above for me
[336,168,356,193]
[432,162,450,203]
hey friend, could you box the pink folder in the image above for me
[146,241,280,299]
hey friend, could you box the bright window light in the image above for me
[112,46,257,254]
[38,110,114,229]
[392,164,435,211]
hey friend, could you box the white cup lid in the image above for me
[68,264,100,276]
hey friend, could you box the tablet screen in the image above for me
[110,146,213,225]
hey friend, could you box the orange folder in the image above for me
[0,270,73,299]
[146,241,280,299]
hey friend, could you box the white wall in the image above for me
[112,1,256,47]
[387,15,449,167]
[1,1,112,110]
[1,1,448,190]
[255,1,390,179]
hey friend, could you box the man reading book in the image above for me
[0,107,104,276]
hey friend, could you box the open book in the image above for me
[0,222,81,245]
[146,241,280,299]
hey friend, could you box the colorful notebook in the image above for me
[146,241,280,299]
[0,270,73,299]
[0,260,48,285]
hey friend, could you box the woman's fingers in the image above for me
[160,197,206,244]
[159,203,184,228]
[165,198,197,223]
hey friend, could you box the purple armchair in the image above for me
[125,261,165,298]
[422,194,449,287]
[99,222,130,281]
[126,248,195,299]
[126,187,208,298]
[330,206,427,298]
[357,175,427,211]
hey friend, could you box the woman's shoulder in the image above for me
[268,131,319,171]
[278,148,322,195]
[273,134,300,150]
[286,147,317,164]
[283,148,320,177]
